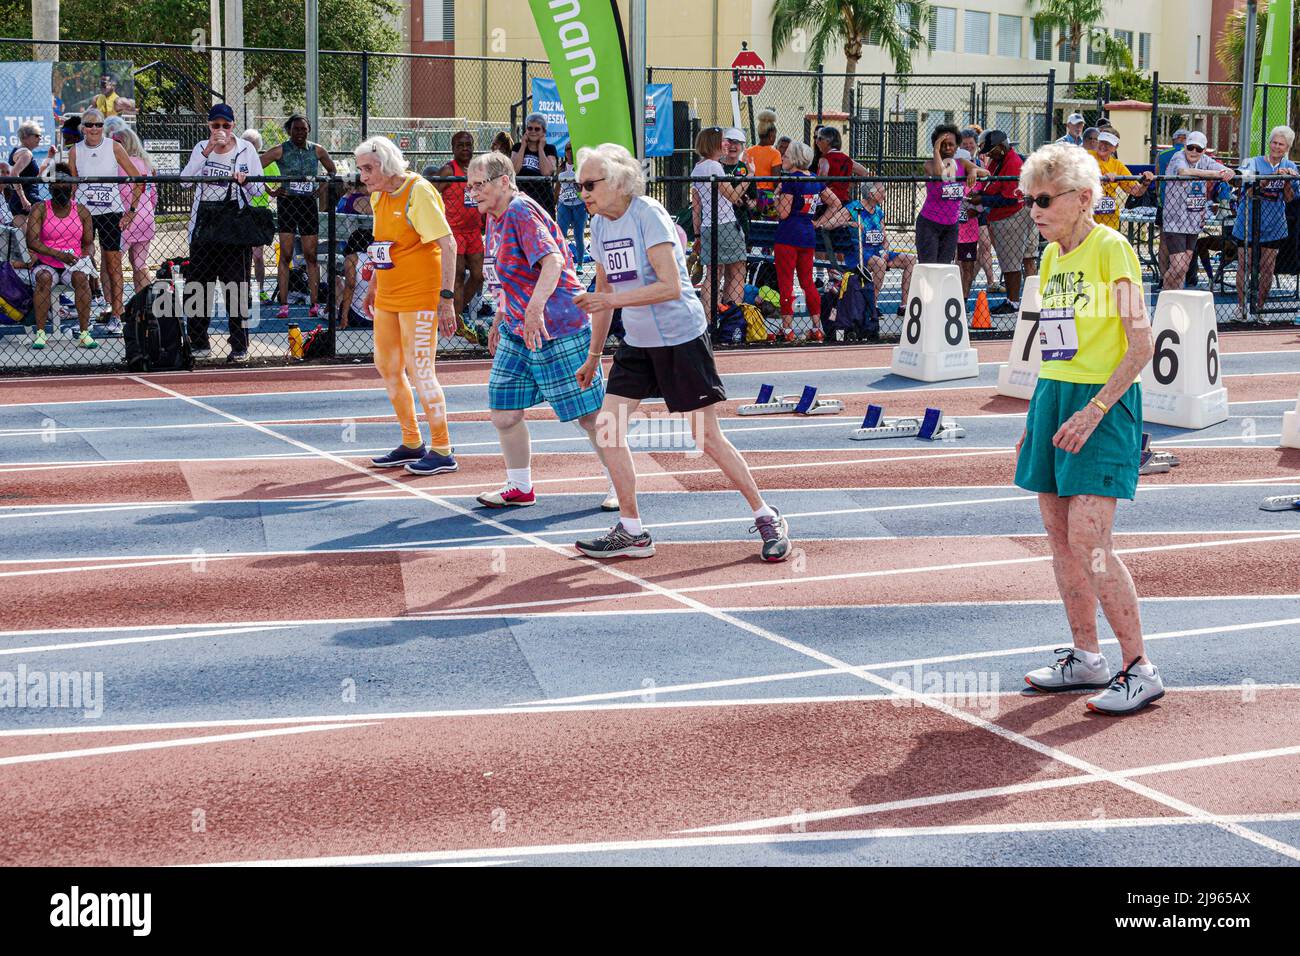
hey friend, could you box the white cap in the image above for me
[1098,131,1120,146]
[1173,128,1189,140]
[954,148,972,161]
[1067,113,1085,125]
[722,127,745,142]
[1186,131,1208,149]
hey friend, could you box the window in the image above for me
[1114,29,1133,56]
[1033,19,1053,61]
[1087,27,1105,66]
[998,15,1022,58]
[423,0,454,42]
[929,7,956,53]
[873,2,913,43]
[1139,32,1151,69]
[964,11,990,56]
[1059,28,1080,63]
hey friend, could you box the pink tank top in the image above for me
[37,200,83,268]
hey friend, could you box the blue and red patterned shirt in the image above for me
[484,193,588,338]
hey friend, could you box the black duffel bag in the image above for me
[193,181,276,248]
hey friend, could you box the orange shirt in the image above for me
[371,173,451,312]
[746,144,782,189]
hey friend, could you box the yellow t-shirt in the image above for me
[1092,154,1132,229]
[94,92,119,117]
[1037,224,1142,385]
[371,173,451,312]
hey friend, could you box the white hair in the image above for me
[783,140,814,170]
[81,108,104,124]
[1020,141,1103,209]
[18,121,42,139]
[1269,125,1296,149]
[353,136,409,177]
[111,125,150,166]
[524,112,547,130]
[103,115,129,139]
[241,128,264,150]
[467,151,516,187]
[575,143,645,199]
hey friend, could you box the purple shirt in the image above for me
[919,159,968,226]
[485,194,588,339]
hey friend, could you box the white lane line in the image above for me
[209,812,1300,867]
[0,722,378,767]
[0,624,301,657]
[119,374,1300,863]
[516,616,1300,706]
[683,744,1300,834]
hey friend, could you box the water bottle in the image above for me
[288,321,303,360]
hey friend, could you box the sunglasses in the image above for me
[578,178,605,193]
[82,122,104,129]
[1022,188,1079,209]
[209,122,233,129]
[1185,145,1204,152]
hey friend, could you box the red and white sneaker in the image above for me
[276,305,290,319]
[476,484,536,508]
[782,330,796,343]
[808,329,825,342]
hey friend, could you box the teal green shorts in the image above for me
[1014,378,1142,500]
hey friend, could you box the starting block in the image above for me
[738,384,844,416]
[1138,433,1181,475]
[1260,494,1300,512]
[851,404,965,441]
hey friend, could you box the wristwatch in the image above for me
[439,289,455,300]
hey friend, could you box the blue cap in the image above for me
[208,103,235,122]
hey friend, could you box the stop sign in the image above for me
[731,46,766,96]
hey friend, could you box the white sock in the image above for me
[753,504,776,520]
[506,468,532,493]
[1075,648,1105,667]
[1131,660,1157,677]
[620,517,643,535]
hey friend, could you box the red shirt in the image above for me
[979,149,1024,222]
[822,150,853,203]
[440,159,483,235]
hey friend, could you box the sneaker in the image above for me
[575,522,655,558]
[404,449,458,476]
[78,330,98,349]
[456,318,480,346]
[277,305,290,319]
[1024,647,1113,692]
[751,509,792,562]
[476,484,536,508]
[191,347,212,359]
[808,329,825,342]
[1086,660,1165,715]
[782,330,796,343]
[988,281,1006,294]
[990,301,1017,315]
[104,316,123,335]
[227,350,249,364]
[308,304,322,318]
[371,443,427,468]
[31,329,46,349]
[600,490,620,512]
[260,290,274,302]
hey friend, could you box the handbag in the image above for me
[193,146,276,247]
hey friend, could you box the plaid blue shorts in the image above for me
[488,326,606,422]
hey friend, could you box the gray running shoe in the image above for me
[575,522,655,558]
[751,509,791,562]
[1087,661,1165,715]
[1025,647,1112,692]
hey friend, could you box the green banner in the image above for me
[528,0,635,155]
[1251,0,1293,154]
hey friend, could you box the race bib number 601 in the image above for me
[602,238,638,283]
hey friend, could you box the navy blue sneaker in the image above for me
[404,449,458,476]
[371,444,426,468]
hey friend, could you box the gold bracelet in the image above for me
[1089,397,1109,414]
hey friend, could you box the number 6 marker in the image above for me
[1140,290,1229,430]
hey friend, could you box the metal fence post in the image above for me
[1260,84,1271,154]
[360,51,369,141]
[1149,71,1159,165]
[520,58,529,136]
[326,185,337,356]
[816,62,824,126]
[1045,69,1056,146]
[710,176,719,329]
[876,74,886,173]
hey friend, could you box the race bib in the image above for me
[940,181,964,201]
[602,238,638,283]
[367,241,395,269]
[863,229,885,246]
[81,183,114,208]
[288,180,316,195]
[1185,194,1206,213]
[1039,306,1079,362]
[463,189,478,207]
[957,208,969,224]
[483,255,502,292]
[1093,196,1117,214]
[522,153,540,171]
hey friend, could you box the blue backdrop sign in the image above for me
[531,78,673,157]
[0,61,55,161]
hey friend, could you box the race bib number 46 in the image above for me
[367,241,395,269]
[602,238,638,283]
[1039,306,1079,362]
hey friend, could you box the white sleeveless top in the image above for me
[73,141,126,214]
[351,252,371,314]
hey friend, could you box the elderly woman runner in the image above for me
[1014,143,1162,715]
[572,143,792,562]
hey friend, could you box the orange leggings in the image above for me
[373,308,451,453]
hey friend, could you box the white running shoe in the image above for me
[1024,647,1113,692]
[1086,661,1165,715]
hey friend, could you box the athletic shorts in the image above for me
[454,230,485,256]
[1161,233,1198,255]
[278,194,319,237]
[864,249,901,265]
[607,333,727,414]
[989,206,1037,268]
[1236,236,1284,250]
[90,212,122,252]
[957,241,978,262]
[488,326,605,422]
[699,221,748,264]
[1015,378,1142,500]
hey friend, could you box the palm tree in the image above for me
[772,0,930,114]
[1026,0,1110,94]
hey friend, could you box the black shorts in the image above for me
[957,241,978,262]
[90,212,122,252]
[607,333,727,414]
[278,194,319,236]
[1241,237,1285,251]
